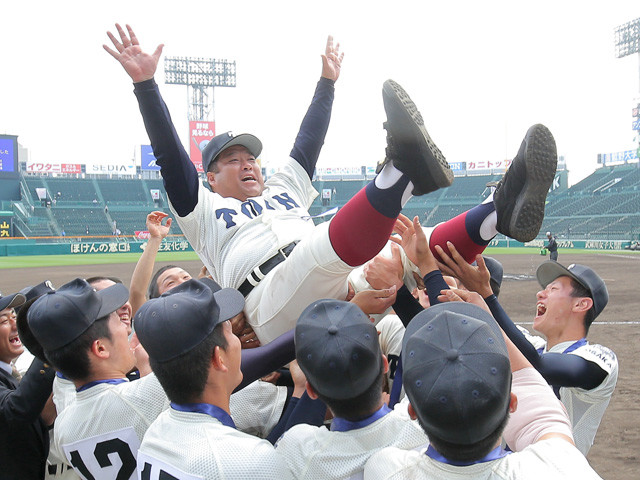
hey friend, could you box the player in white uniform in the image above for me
[275,299,428,479]
[437,247,618,455]
[134,279,292,479]
[363,301,602,480]
[24,278,168,480]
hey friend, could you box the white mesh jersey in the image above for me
[376,314,405,398]
[363,438,602,480]
[137,408,293,479]
[547,340,618,455]
[230,380,287,438]
[172,158,318,291]
[52,374,169,480]
[46,375,80,480]
[275,401,428,479]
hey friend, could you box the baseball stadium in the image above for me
[1,141,639,477]
[2,7,640,479]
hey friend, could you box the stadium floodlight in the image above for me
[615,18,640,59]
[164,56,236,121]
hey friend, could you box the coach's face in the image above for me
[0,308,24,364]
[533,276,575,337]
[206,146,264,201]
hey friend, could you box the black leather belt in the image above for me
[238,241,298,297]
[48,464,69,475]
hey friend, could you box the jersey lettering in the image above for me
[272,192,300,210]
[387,354,400,380]
[63,427,140,480]
[137,452,203,480]
[214,191,301,229]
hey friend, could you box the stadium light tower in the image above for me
[614,18,640,158]
[164,56,236,171]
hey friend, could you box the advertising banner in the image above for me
[85,159,136,176]
[141,145,160,171]
[466,159,512,171]
[0,217,12,237]
[27,160,82,174]
[189,121,215,173]
[0,135,17,176]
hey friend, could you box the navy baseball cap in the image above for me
[16,281,56,363]
[536,261,608,319]
[295,299,382,400]
[27,278,129,351]
[402,302,511,445]
[201,131,262,173]
[15,281,55,314]
[0,292,26,312]
[134,279,245,363]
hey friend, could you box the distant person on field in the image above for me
[544,231,558,261]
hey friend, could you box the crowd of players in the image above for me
[0,24,618,479]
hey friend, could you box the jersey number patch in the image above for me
[63,427,140,480]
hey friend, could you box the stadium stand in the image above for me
[4,163,640,242]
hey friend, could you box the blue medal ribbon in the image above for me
[76,378,127,392]
[171,402,236,429]
[330,403,392,432]
[426,444,510,466]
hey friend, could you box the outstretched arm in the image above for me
[484,296,607,390]
[105,23,200,217]
[290,36,344,178]
[0,359,55,427]
[129,211,172,315]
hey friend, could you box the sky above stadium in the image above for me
[2,1,639,185]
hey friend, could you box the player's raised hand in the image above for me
[435,242,493,298]
[437,287,492,314]
[146,211,172,240]
[364,243,404,291]
[390,214,437,276]
[103,23,163,83]
[321,35,344,82]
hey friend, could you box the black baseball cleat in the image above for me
[494,124,557,243]
[379,79,453,196]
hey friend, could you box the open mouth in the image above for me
[536,303,547,317]
[9,335,22,347]
[241,175,256,183]
[120,315,131,326]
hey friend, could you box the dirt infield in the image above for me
[2,251,638,478]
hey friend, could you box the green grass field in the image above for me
[1,247,637,269]
[0,251,200,269]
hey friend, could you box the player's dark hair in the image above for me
[147,265,180,299]
[45,315,112,382]
[420,411,510,463]
[568,278,596,334]
[86,276,123,286]
[150,323,228,404]
[309,361,385,421]
[207,159,220,174]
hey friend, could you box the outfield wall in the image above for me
[0,237,633,257]
[0,239,194,257]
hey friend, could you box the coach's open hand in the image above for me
[104,23,163,83]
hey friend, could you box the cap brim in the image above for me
[16,297,49,364]
[0,293,26,312]
[96,283,130,319]
[536,261,584,290]
[402,302,503,354]
[199,277,222,293]
[213,288,245,323]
